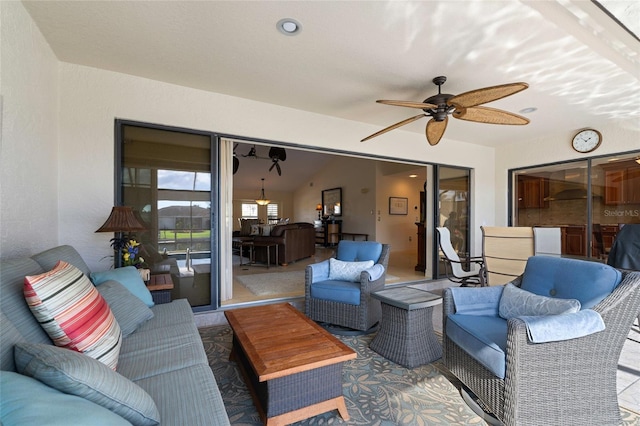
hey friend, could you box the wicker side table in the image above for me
[370,287,442,368]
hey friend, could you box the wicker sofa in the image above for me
[0,245,229,425]
[443,255,640,426]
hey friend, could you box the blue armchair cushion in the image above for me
[520,256,622,308]
[520,309,605,343]
[450,286,504,316]
[310,280,361,305]
[499,283,580,320]
[328,258,374,282]
[0,371,131,426]
[446,314,508,379]
[336,241,382,263]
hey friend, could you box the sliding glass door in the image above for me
[117,121,219,310]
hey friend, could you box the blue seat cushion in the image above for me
[310,280,361,305]
[336,241,382,263]
[521,256,622,308]
[446,314,508,379]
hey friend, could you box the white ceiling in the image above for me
[23,1,639,153]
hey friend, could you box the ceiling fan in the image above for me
[235,144,287,175]
[361,76,530,146]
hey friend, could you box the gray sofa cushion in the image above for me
[117,322,208,381]
[15,343,160,426]
[136,299,196,332]
[134,364,229,426]
[96,280,154,337]
[31,244,92,277]
[0,312,26,372]
[1,371,131,426]
[0,258,51,346]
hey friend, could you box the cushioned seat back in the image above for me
[336,241,382,263]
[31,245,91,277]
[0,258,53,348]
[521,256,622,309]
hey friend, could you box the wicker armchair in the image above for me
[443,256,640,426]
[305,241,390,333]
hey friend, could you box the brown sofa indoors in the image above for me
[238,222,316,266]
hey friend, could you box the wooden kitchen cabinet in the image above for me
[561,226,586,257]
[603,161,640,205]
[517,176,549,209]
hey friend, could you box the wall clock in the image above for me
[571,129,602,153]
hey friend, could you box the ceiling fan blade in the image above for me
[453,105,530,125]
[426,117,448,146]
[448,82,528,108]
[276,162,282,176]
[377,100,438,109]
[361,114,425,142]
[233,156,239,174]
[269,161,276,172]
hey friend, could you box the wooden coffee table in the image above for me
[224,303,356,425]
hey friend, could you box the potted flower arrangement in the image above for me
[122,239,150,282]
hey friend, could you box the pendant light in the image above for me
[255,178,270,206]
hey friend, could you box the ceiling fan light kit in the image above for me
[362,76,530,146]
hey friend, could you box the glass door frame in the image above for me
[115,119,220,312]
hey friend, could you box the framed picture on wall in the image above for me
[389,197,408,215]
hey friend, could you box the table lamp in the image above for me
[96,206,146,267]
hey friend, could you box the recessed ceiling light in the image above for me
[277,18,302,36]
[519,107,537,114]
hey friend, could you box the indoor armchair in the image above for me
[305,241,390,333]
[443,255,640,426]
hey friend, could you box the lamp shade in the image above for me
[255,178,270,206]
[96,206,146,233]
[316,204,323,211]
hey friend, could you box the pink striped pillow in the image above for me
[24,261,122,370]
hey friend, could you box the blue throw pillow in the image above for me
[0,371,131,426]
[499,283,581,320]
[14,343,160,426]
[91,266,154,307]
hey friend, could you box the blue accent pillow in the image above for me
[499,283,580,320]
[0,371,131,426]
[14,343,160,426]
[91,266,154,307]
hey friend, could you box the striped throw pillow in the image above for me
[24,261,122,370]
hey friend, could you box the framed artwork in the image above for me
[322,187,342,217]
[389,197,408,215]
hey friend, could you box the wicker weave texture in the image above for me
[305,244,390,331]
[370,302,442,368]
[443,269,640,426]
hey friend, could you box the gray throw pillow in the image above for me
[96,280,154,337]
[329,258,374,282]
[14,343,160,426]
[499,283,581,320]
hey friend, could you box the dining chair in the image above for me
[436,227,484,286]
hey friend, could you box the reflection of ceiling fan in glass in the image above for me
[361,76,530,146]
[233,145,287,175]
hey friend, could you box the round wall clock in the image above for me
[571,129,602,153]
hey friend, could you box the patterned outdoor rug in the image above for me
[200,325,640,425]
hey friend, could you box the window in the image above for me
[241,203,258,219]
[267,203,279,222]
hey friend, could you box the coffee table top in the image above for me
[372,287,442,310]
[225,303,356,381]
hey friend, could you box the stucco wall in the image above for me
[0,2,59,257]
